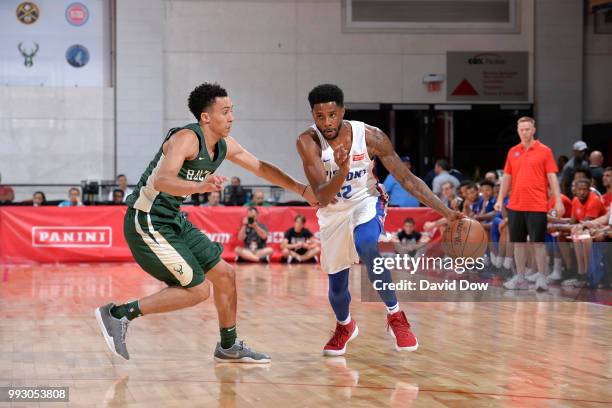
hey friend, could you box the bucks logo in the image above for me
[16,2,39,25]
[18,42,39,67]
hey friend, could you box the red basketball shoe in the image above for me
[323,320,359,356]
[386,311,418,351]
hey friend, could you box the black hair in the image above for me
[573,167,592,179]
[113,189,125,197]
[466,182,478,190]
[404,217,415,225]
[295,214,306,223]
[69,187,80,195]
[575,178,591,188]
[458,180,473,188]
[308,84,344,109]
[435,159,451,171]
[188,82,228,121]
[480,179,495,188]
[33,191,47,204]
[248,206,258,213]
[117,174,126,180]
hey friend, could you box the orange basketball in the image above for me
[442,218,488,259]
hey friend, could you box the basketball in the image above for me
[442,218,488,259]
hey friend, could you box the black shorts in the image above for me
[507,209,547,243]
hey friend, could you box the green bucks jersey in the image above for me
[126,123,227,218]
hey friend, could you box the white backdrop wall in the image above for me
[162,0,535,186]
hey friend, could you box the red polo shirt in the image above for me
[571,192,607,222]
[603,192,612,209]
[503,140,557,213]
[547,194,572,217]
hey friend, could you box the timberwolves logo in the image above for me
[16,2,39,25]
[65,3,89,26]
[66,45,89,68]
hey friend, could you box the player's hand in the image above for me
[333,144,350,171]
[554,201,565,218]
[445,210,464,222]
[196,174,227,193]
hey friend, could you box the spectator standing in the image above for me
[432,159,460,201]
[559,141,588,195]
[224,176,247,206]
[382,156,420,207]
[588,150,605,193]
[107,174,132,202]
[496,117,564,291]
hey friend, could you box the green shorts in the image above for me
[124,208,223,288]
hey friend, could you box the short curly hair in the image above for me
[188,83,228,120]
[308,84,344,109]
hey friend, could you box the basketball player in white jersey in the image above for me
[297,84,462,355]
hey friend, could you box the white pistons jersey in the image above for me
[312,120,380,216]
[312,120,386,274]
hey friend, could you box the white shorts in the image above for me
[317,195,383,274]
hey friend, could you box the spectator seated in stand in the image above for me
[203,191,224,207]
[110,189,126,205]
[58,187,84,207]
[0,172,15,205]
[484,171,498,183]
[432,159,460,201]
[472,180,497,230]
[281,214,320,263]
[440,180,458,209]
[603,167,612,208]
[31,191,47,207]
[243,189,273,207]
[392,218,430,258]
[234,207,273,263]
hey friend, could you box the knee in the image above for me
[355,239,379,260]
[189,281,210,304]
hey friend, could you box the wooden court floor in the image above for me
[0,263,610,407]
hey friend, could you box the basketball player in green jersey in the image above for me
[96,83,317,363]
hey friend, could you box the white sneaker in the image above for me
[503,275,529,290]
[491,253,502,268]
[546,269,562,283]
[525,271,541,283]
[562,278,578,287]
[535,275,548,291]
[503,257,513,269]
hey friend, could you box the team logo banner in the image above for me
[16,2,39,25]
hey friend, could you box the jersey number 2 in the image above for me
[337,185,352,199]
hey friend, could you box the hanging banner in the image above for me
[0,0,110,86]
[0,206,441,264]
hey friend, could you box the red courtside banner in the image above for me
[0,206,441,264]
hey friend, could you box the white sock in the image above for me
[553,258,562,271]
[386,303,400,314]
[338,315,351,325]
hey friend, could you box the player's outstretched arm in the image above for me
[225,136,317,205]
[153,130,226,196]
[296,131,348,206]
[365,126,461,221]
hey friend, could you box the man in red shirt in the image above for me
[571,179,607,222]
[495,117,564,291]
[602,167,612,209]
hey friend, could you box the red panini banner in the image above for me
[0,206,441,264]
